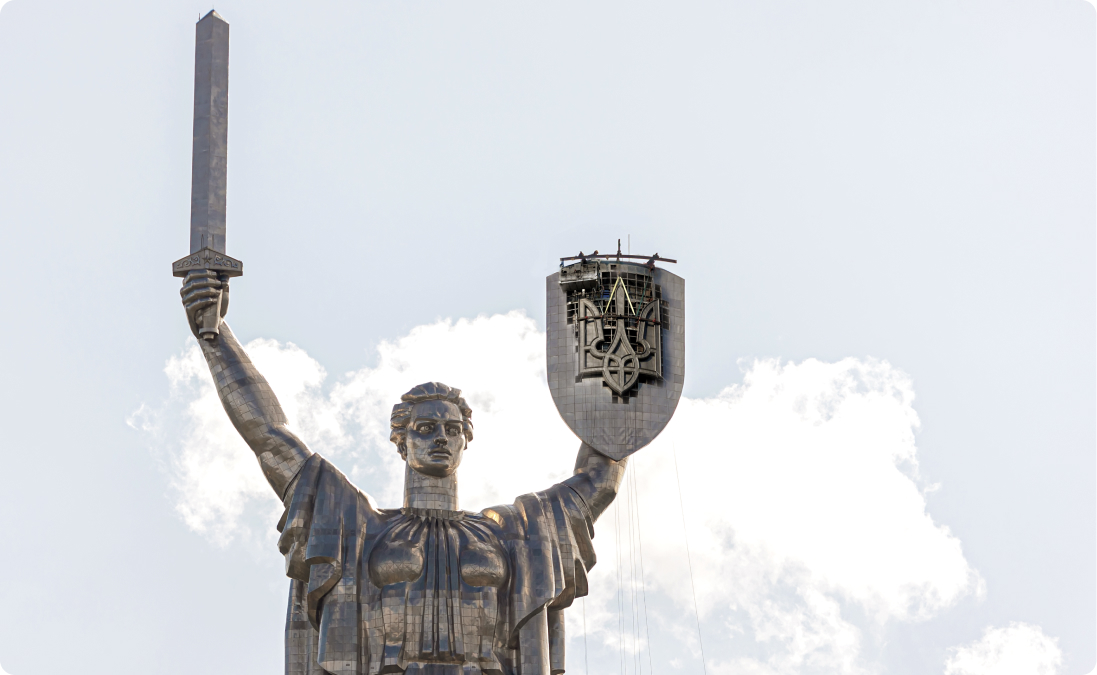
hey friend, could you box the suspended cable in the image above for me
[626,463,641,675]
[672,445,709,675]
[614,498,626,675]
[583,597,589,675]
[631,460,655,675]
[627,474,636,664]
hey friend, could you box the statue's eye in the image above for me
[416,423,434,434]
[446,425,460,436]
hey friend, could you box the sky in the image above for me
[0,1,1092,674]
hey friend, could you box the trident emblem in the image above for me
[568,260,665,397]
[602,332,641,394]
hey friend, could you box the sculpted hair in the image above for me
[389,382,474,454]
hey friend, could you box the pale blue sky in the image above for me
[0,1,1092,673]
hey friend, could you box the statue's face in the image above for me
[403,400,467,478]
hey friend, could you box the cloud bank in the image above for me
[944,622,1063,675]
[138,311,1008,672]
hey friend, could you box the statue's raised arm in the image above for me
[562,442,627,520]
[180,269,311,498]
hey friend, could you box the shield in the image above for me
[546,259,685,461]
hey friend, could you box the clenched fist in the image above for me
[180,269,230,340]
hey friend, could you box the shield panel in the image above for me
[546,263,685,461]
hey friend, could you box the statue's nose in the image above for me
[433,434,448,447]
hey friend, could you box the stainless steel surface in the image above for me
[174,17,684,672]
[190,9,229,255]
[172,10,241,341]
[180,294,636,674]
[547,260,685,461]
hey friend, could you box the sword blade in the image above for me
[190,10,229,255]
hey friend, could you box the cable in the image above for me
[580,602,587,674]
[614,498,625,675]
[631,461,655,675]
[626,463,641,675]
[673,445,709,675]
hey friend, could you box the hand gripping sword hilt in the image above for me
[172,247,244,341]
[197,289,224,340]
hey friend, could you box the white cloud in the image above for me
[324,311,574,509]
[129,337,345,545]
[944,622,1062,675]
[137,311,982,671]
[623,358,981,673]
[649,359,980,622]
[0,662,12,675]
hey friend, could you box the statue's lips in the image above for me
[428,449,452,460]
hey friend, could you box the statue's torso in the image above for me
[369,509,508,588]
[363,508,511,674]
[281,455,594,675]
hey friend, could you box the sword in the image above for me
[172,10,242,340]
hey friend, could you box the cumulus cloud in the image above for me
[653,359,980,621]
[128,337,345,545]
[944,623,1062,675]
[625,358,981,674]
[324,311,575,509]
[136,310,983,672]
[132,313,571,544]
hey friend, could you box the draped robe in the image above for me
[277,455,597,675]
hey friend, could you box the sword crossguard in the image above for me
[173,247,243,340]
[172,247,244,278]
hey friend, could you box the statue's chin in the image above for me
[408,461,458,479]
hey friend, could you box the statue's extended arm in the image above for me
[510,443,625,672]
[182,271,312,498]
[562,442,627,521]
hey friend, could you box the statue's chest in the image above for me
[367,511,508,589]
[362,510,511,673]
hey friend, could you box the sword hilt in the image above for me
[198,290,224,340]
[173,247,243,341]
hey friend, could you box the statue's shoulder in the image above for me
[479,503,518,533]
[479,483,577,536]
[285,453,389,525]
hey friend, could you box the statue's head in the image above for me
[389,382,474,478]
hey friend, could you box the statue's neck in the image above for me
[403,463,459,511]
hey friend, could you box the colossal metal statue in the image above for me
[174,12,684,675]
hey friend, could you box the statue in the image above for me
[182,268,625,675]
[173,12,684,675]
